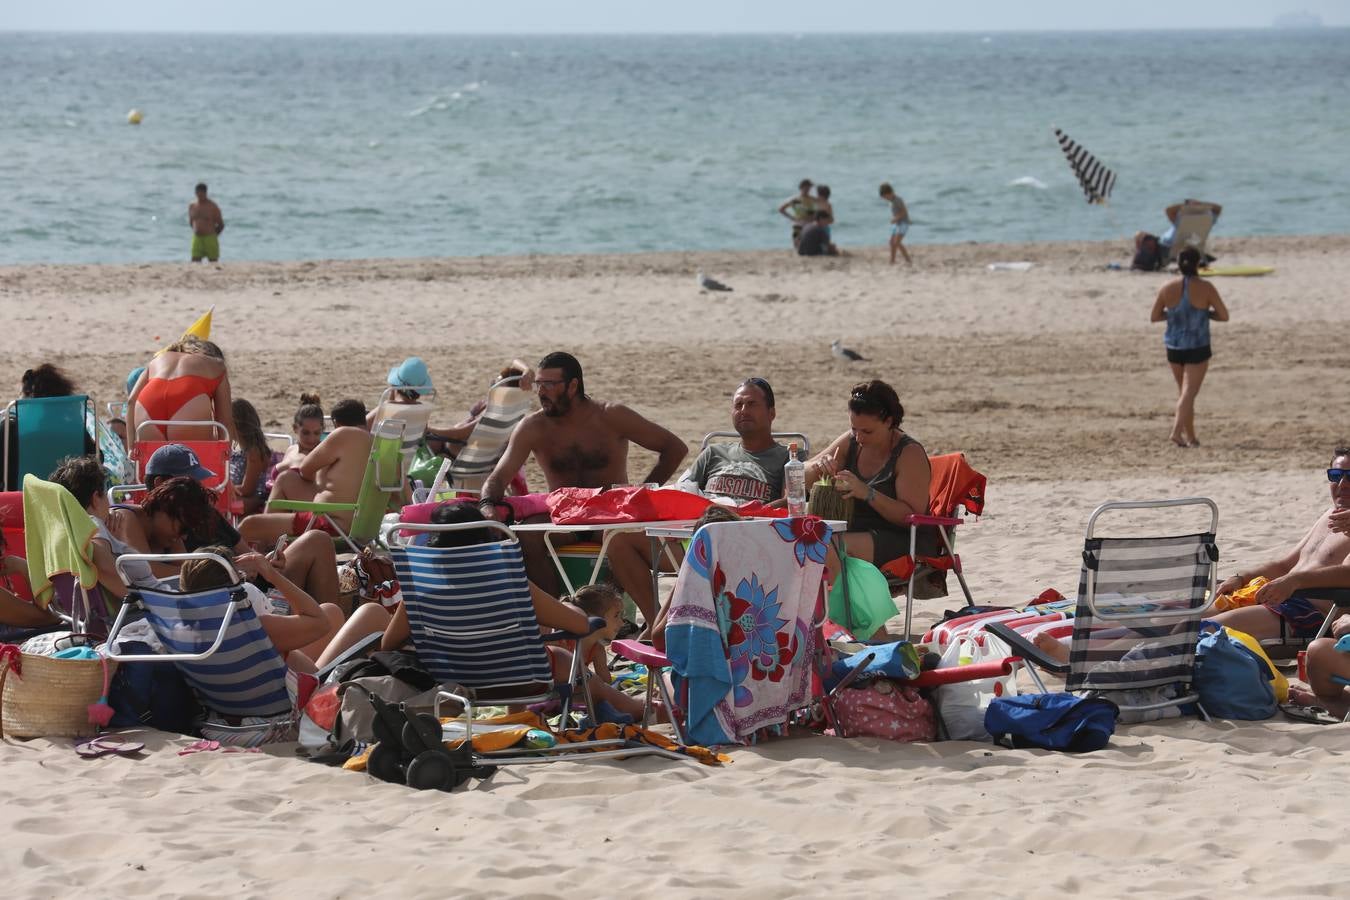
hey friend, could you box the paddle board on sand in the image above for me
[1199,265,1275,277]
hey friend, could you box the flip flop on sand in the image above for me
[75,736,146,759]
[1280,703,1343,725]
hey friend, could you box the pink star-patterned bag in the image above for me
[832,679,937,742]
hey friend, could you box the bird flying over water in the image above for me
[697,271,733,292]
[831,339,867,362]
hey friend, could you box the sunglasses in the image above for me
[1328,469,1350,483]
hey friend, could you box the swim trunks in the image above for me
[1166,345,1212,365]
[891,221,910,238]
[1263,593,1327,639]
[291,511,340,537]
[191,233,220,261]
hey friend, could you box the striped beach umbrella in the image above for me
[1054,127,1116,205]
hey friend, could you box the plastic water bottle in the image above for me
[785,443,807,517]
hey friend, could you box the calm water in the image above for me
[2,30,1348,264]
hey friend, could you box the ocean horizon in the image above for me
[3,29,1347,264]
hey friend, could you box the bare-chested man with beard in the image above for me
[478,351,688,592]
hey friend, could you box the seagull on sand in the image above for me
[831,339,867,362]
[697,271,734,292]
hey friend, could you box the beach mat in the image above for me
[1199,265,1275,277]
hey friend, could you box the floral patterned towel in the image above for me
[665,517,832,746]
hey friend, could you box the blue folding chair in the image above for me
[4,395,95,491]
[385,519,685,766]
[104,552,296,745]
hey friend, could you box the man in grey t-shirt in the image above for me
[608,377,790,629]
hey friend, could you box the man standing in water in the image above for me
[477,351,688,592]
[188,183,225,262]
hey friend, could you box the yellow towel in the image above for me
[21,474,97,609]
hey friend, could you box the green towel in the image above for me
[21,474,98,610]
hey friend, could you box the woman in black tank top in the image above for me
[805,380,931,568]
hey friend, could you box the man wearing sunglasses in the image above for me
[1209,446,1350,641]
[478,350,688,594]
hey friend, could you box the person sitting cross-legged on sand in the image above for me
[314,502,657,721]
[475,351,688,596]
[239,398,372,545]
[1207,447,1350,642]
[606,377,788,628]
[179,545,342,673]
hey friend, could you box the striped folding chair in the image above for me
[385,519,684,766]
[443,376,531,494]
[1063,498,1219,721]
[104,552,297,745]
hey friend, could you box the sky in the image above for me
[3,1,1347,33]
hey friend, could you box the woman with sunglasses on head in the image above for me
[805,380,932,570]
[1150,246,1230,448]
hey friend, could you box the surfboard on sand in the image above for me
[1199,265,1275,277]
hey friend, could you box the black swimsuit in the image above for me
[843,433,934,566]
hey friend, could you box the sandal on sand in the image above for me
[178,739,261,756]
[75,736,145,759]
[1280,703,1342,725]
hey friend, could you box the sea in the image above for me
[2,29,1348,265]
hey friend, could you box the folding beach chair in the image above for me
[383,518,684,766]
[371,385,436,477]
[441,375,532,494]
[700,430,811,460]
[103,551,299,745]
[876,452,985,640]
[1258,587,1350,662]
[1168,202,1218,263]
[3,395,95,491]
[270,419,406,553]
[131,419,234,518]
[991,498,1218,722]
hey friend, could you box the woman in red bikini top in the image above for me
[127,336,235,444]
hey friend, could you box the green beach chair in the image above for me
[4,395,96,491]
[269,419,406,553]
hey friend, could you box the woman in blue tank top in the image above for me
[1149,247,1230,448]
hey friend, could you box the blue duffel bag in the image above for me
[984,692,1118,752]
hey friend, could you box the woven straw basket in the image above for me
[0,651,112,739]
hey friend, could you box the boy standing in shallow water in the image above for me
[879,182,911,266]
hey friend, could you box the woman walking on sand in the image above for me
[1150,247,1229,447]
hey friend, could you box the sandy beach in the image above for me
[3,235,1349,897]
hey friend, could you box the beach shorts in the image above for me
[1263,593,1328,639]
[191,233,220,261]
[891,221,910,238]
[291,511,340,537]
[1166,345,1212,366]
